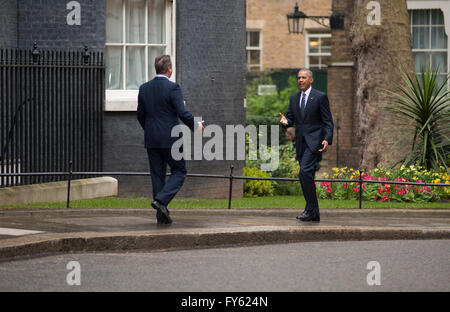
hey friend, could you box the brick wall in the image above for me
[246,0,332,70]
[174,0,246,198]
[17,0,105,50]
[0,0,246,199]
[325,0,360,171]
[0,0,18,48]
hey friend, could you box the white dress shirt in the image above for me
[299,86,312,109]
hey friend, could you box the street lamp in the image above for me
[286,3,307,34]
[287,2,345,34]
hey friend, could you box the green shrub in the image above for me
[246,115,285,146]
[246,75,299,117]
[270,143,302,196]
[243,166,273,197]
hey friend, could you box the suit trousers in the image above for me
[298,140,321,216]
[147,148,187,206]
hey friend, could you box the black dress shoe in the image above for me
[152,201,172,224]
[299,211,320,222]
[296,208,308,220]
[156,210,171,224]
[296,211,307,220]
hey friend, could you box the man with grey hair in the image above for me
[137,55,204,224]
[280,68,334,222]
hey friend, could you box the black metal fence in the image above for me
[0,45,104,188]
[0,167,448,209]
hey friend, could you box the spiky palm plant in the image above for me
[384,66,450,170]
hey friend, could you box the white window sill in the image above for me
[105,90,138,111]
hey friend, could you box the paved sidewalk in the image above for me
[0,208,449,260]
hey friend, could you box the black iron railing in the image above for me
[0,45,104,188]
[1,166,448,209]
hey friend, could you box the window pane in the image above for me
[412,10,429,25]
[431,9,444,25]
[148,47,166,79]
[321,37,331,53]
[249,50,260,65]
[412,26,429,49]
[149,0,166,44]
[105,47,123,90]
[126,0,145,43]
[309,38,319,53]
[106,0,123,43]
[436,74,447,90]
[431,26,447,49]
[249,32,260,47]
[414,52,430,72]
[431,52,447,72]
[309,56,320,66]
[126,47,145,89]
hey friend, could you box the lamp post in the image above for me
[287,2,345,34]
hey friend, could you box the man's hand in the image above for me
[197,120,205,133]
[279,113,288,126]
[318,140,329,152]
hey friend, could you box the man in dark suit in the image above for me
[137,55,204,224]
[280,69,334,222]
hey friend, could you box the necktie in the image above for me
[300,92,306,116]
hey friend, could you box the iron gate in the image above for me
[0,45,104,187]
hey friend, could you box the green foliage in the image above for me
[246,75,299,117]
[245,141,302,196]
[270,143,302,196]
[243,166,273,197]
[246,115,286,145]
[384,66,450,170]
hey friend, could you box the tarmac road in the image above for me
[0,239,449,292]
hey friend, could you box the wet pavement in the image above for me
[0,208,449,260]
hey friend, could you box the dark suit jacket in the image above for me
[137,77,195,149]
[284,88,334,159]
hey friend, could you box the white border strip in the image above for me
[0,228,43,236]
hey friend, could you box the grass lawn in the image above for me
[0,196,449,210]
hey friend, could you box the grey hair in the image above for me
[298,68,313,79]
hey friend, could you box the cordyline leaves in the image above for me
[383,66,450,170]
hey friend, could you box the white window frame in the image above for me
[407,1,450,86]
[305,32,331,70]
[105,0,176,112]
[246,30,262,71]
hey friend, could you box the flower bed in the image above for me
[316,165,450,203]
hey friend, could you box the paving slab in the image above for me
[0,208,449,261]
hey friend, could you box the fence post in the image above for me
[228,165,234,210]
[359,170,363,209]
[67,161,73,209]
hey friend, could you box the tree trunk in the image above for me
[350,0,414,170]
